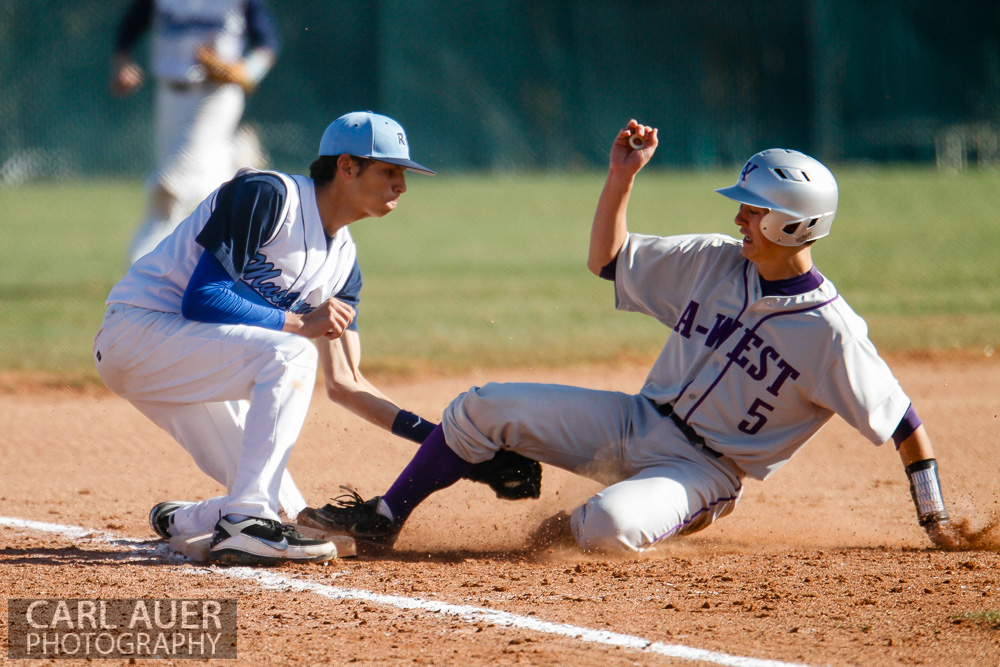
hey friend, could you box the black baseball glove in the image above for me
[464,449,542,500]
[391,411,542,501]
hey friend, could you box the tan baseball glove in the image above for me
[197,45,253,93]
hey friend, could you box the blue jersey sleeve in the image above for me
[196,172,286,279]
[182,250,285,330]
[335,259,362,332]
[114,0,153,52]
[245,0,281,53]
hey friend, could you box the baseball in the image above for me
[629,134,645,150]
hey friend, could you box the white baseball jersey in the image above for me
[97,169,358,533]
[616,232,911,480]
[151,0,249,82]
[109,169,359,317]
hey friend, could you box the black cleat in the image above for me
[298,486,402,553]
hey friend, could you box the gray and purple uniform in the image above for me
[442,232,914,552]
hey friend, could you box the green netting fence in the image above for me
[2,0,998,180]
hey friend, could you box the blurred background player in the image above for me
[300,120,958,556]
[109,0,279,264]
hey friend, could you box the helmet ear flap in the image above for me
[760,210,835,246]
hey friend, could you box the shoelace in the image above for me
[278,523,309,539]
[330,485,368,509]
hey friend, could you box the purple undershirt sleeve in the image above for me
[892,404,923,448]
[599,256,618,281]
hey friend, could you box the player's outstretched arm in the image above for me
[897,425,960,549]
[316,330,400,431]
[316,331,544,501]
[110,0,150,97]
[314,327,444,451]
[587,120,658,276]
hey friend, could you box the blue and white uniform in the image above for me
[442,232,917,552]
[114,0,280,263]
[94,169,361,536]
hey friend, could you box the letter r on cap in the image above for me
[397,132,406,146]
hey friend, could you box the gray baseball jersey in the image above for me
[617,232,911,480]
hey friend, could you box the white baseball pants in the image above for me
[94,304,315,536]
[442,382,745,553]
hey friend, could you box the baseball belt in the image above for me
[652,401,723,459]
[164,80,217,93]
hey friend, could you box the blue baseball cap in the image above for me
[318,111,436,175]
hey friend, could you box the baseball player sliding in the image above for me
[94,111,540,565]
[300,119,959,555]
[110,0,280,265]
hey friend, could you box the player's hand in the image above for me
[287,299,356,340]
[110,56,143,97]
[610,119,658,174]
[197,45,252,92]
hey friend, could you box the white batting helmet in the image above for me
[716,149,838,247]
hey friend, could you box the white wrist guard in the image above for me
[906,459,949,526]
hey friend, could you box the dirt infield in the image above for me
[2,353,999,666]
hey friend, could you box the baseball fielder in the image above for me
[94,111,439,565]
[110,0,280,264]
[95,111,541,565]
[300,120,958,555]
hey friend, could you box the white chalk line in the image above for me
[1,516,824,667]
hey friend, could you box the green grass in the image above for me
[0,181,143,375]
[1,167,997,378]
[950,610,1000,630]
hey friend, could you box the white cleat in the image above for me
[208,516,337,565]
